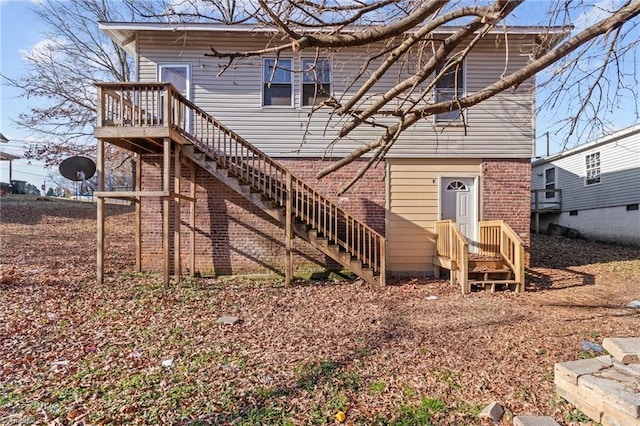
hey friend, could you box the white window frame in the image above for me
[434,60,466,124]
[262,57,293,107]
[544,166,556,199]
[301,58,332,107]
[585,151,601,186]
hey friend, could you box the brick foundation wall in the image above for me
[481,158,531,265]
[139,155,385,276]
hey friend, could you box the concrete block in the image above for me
[579,370,640,418]
[601,409,640,426]
[554,356,613,385]
[513,416,560,426]
[555,378,604,422]
[478,401,504,423]
[603,337,640,365]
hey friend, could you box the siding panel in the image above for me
[386,158,481,275]
[134,30,535,159]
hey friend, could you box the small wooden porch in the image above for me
[433,220,525,294]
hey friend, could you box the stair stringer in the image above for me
[182,146,379,286]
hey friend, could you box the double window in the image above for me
[434,62,465,122]
[262,57,332,107]
[585,152,601,186]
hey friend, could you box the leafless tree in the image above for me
[155,0,639,193]
[1,0,136,168]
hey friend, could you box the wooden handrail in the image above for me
[434,220,469,292]
[95,82,386,278]
[478,220,524,291]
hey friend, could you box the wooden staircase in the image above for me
[433,220,525,293]
[94,82,385,286]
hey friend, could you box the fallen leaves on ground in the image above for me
[1,195,639,425]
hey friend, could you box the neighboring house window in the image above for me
[544,167,556,199]
[434,61,465,122]
[263,58,292,106]
[585,152,601,185]
[302,58,331,106]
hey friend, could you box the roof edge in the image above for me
[532,123,640,166]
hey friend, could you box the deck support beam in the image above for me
[174,144,182,281]
[97,139,105,286]
[163,138,171,289]
[135,154,142,272]
[285,172,293,285]
[189,167,196,275]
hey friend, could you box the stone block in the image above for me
[579,370,640,418]
[478,401,504,423]
[603,337,640,365]
[513,416,560,426]
[555,376,604,422]
[554,356,613,385]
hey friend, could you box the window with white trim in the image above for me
[544,167,556,199]
[434,61,465,122]
[585,152,601,186]
[263,58,292,106]
[302,58,331,106]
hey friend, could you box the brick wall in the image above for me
[139,155,385,276]
[481,158,531,264]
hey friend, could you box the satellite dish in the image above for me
[59,156,96,181]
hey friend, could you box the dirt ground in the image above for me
[1,195,639,425]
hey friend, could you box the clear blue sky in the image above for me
[0,0,638,188]
[0,0,50,189]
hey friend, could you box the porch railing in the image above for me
[434,219,525,293]
[95,82,386,282]
[530,189,562,212]
[434,220,469,291]
[478,220,525,287]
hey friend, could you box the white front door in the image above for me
[441,177,477,248]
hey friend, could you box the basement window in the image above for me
[569,210,578,216]
[627,204,639,211]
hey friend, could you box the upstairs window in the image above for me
[585,152,601,186]
[263,58,292,106]
[302,58,332,106]
[434,61,465,122]
[544,167,556,199]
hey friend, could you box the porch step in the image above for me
[469,279,520,292]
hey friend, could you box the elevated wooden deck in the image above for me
[94,82,386,287]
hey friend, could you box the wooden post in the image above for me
[379,238,386,287]
[174,144,182,281]
[285,172,293,285]
[96,139,105,285]
[163,138,171,289]
[190,166,196,275]
[135,154,142,272]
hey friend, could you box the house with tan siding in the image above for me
[94,22,563,292]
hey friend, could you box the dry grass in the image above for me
[1,195,639,425]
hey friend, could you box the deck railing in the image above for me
[96,82,386,281]
[530,189,562,212]
[478,220,525,287]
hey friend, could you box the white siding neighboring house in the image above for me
[531,125,640,245]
